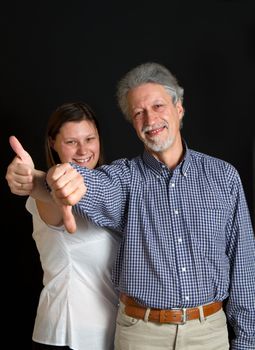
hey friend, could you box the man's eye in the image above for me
[135,111,142,117]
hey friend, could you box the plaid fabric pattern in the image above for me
[72,143,255,349]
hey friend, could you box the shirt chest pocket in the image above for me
[183,206,229,246]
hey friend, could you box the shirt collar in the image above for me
[142,139,191,177]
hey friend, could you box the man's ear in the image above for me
[176,100,184,119]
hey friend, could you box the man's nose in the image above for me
[144,109,157,124]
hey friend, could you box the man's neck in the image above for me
[148,136,184,170]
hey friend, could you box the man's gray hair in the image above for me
[116,62,184,122]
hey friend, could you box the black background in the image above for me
[1,1,254,347]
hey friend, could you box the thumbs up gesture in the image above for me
[6,135,35,195]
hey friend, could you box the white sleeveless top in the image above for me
[28,197,120,350]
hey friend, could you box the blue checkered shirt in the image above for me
[72,144,255,349]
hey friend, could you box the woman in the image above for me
[6,102,120,350]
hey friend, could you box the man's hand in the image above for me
[46,163,86,206]
[46,163,87,233]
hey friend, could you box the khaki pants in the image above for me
[114,301,229,350]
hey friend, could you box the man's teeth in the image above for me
[147,128,162,135]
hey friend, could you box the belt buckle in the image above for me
[180,308,187,325]
[160,308,187,324]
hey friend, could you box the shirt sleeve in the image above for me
[25,196,65,232]
[71,161,130,232]
[225,170,255,349]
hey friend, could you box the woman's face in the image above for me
[50,120,100,169]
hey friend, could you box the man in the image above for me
[16,62,255,349]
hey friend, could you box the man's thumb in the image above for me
[61,205,77,234]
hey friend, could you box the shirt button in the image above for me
[178,238,182,243]
[171,183,175,187]
[174,209,179,215]
[181,267,186,272]
[185,296,189,301]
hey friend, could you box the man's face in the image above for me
[127,83,184,154]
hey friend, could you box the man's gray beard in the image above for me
[144,136,174,153]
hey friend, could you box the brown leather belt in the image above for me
[120,294,222,324]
